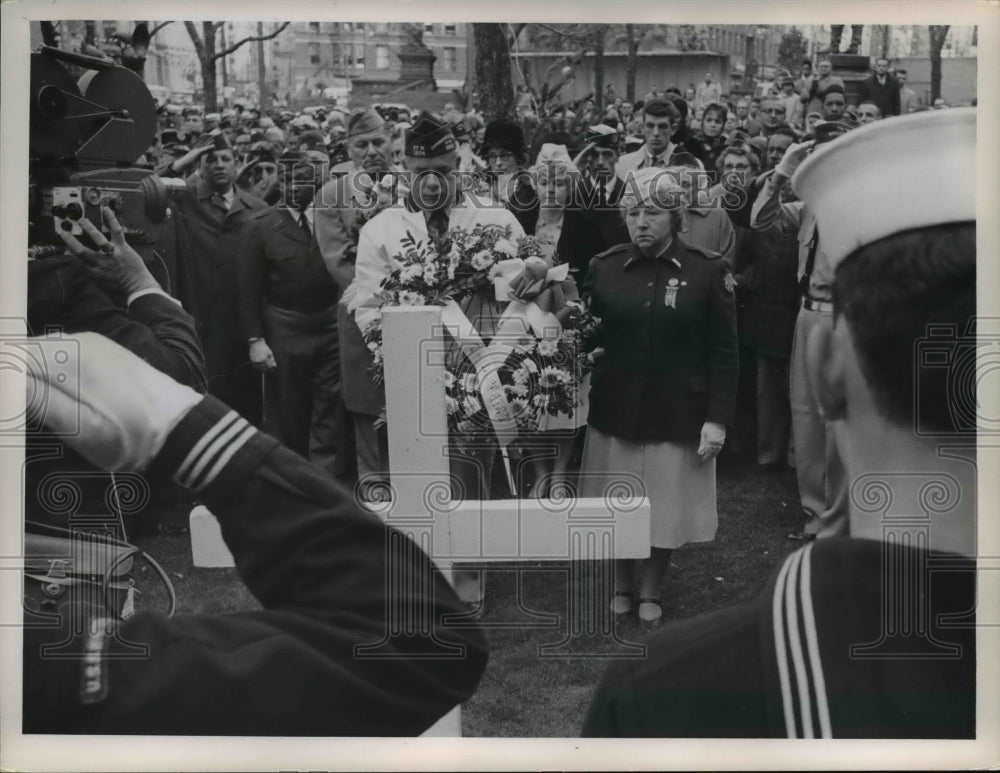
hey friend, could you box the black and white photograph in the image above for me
[1,0,997,769]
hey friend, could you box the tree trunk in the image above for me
[220,23,229,107]
[257,22,268,110]
[928,25,949,103]
[625,24,639,103]
[880,25,891,59]
[473,23,514,120]
[593,25,607,113]
[201,21,218,112]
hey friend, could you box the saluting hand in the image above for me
[773,140,815,181]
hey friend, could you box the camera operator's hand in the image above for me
[25,332,202,471]
[59,206,160,301]
[249,338,277,372]
[774,140,815,181]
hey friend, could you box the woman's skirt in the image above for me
[579,426,718,550]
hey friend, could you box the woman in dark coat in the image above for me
[480,118,539,234]
[579,169,739,628]
[691,102,731,182]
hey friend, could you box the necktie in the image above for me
[648,155,664,169]
[298,211,312,241]
[427,210,449,246]
[597,184,608,209]
[210,193,228,212]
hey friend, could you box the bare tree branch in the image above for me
[213,21,226,33]
[149,21,173,38]
[209,21,291,62]
[184,20,204,59]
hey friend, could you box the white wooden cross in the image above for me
[190,306,651,737]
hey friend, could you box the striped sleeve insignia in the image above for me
[771,543,833,738]
[173,410,255,492]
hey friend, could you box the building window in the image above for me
[356,22,365,32]
[443,47,456,71]
[342,22,353,32]
[354,43,365,69]
[444,24,456,36]
[309,21,319,33]
[102,23,117,41]
[309,42,321,65]
[424,24,435,35]
[376,44,390,69]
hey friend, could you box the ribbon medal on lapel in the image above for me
[665,277,685,309]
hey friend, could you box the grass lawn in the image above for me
[130,457,801,738]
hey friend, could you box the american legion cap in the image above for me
[792,107,975,271]
[405,111,457,158]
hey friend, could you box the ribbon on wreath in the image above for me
[491,257,579,340]
[440,300,519,497]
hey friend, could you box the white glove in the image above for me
[697,421,727,462]
[249,339,277,372]
[773,140,815,181]
[22,332,202,471]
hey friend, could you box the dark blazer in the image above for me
[237,206,340,340]
[504,177,540,236]
[581,176,631,260]
[857,74,901,117]
[582,237,739,443]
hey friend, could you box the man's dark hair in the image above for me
[823,84,846,99]
[767,127,798,146]
[643,99,681,121]
[896,68,908,76]
[833,223,976,434]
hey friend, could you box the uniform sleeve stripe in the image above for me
[772,552,798,738]
[784,547,815,738]
[194,424,257,492]
[175,411,241,480]
[800,544,833,738]
[183,417,253,490]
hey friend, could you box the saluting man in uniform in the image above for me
[750,121,853,540]
[314,106,398,498]
[584,108,978,740]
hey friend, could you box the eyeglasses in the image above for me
[486,151,514,162]
[761,108,785,115]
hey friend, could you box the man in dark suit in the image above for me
[857,57,901,117]
[238,151,342,475]
[161,133,267,424]
[576,124,629,270]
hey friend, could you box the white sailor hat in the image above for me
[792,107,976,271]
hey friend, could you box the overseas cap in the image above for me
[793,108,976,270]
[347,106,385,137]
[405,111,457,158]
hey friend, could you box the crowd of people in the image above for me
[22,45,979,740]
